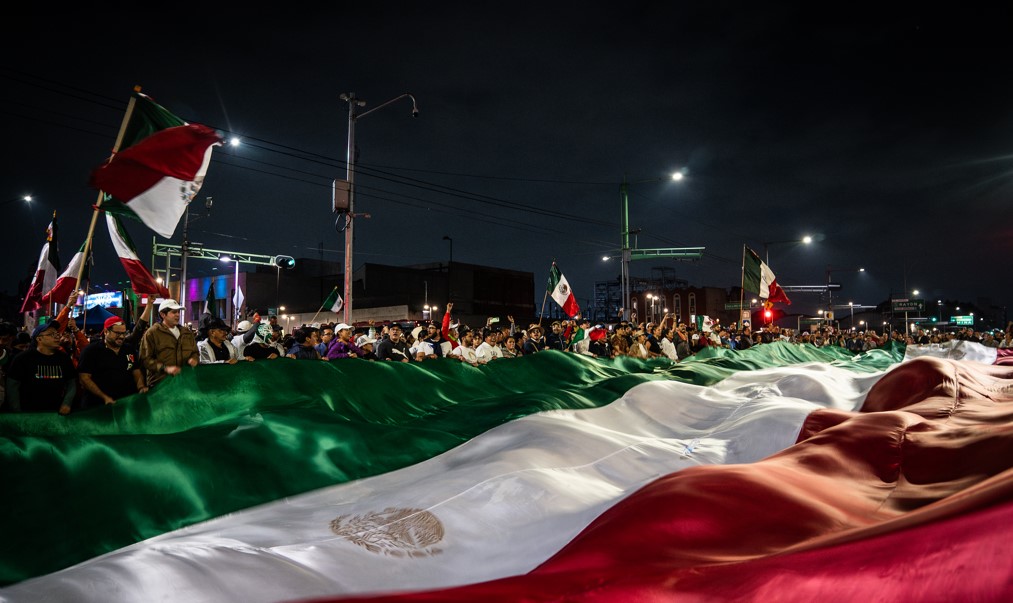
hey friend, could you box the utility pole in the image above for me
[338,92,418,325]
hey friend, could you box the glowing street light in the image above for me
[763,235,814,265]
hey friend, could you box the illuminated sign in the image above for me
[950,315,974,326]
[76,291,123,310]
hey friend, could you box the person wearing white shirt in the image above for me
[449,331,479,365]
[475,329,503,364]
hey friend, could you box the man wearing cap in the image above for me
[545,321,568,351]
[5,322,78,414]
[523,325,547,355]
[325,323,364,359]
[231,319,258,359]
[139,299,199,388]
[375,324,411,362]
[354,334,378,360]
[77,316,147,409]
[198,318,242,364]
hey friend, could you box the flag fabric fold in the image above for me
[743,245,791,304]
[232,285,245,319]
[548,262,580,318]
[203,278,217,317]
[38,243,87,307]
[106,213,170,298]
[2,344,1010,603]
[19,215,60,313]
[323,287,343,314]
[0,343,897,587]
[89,124,223,238]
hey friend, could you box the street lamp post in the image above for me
[220,255,241,330]
[825,266,865,325]
[338,91,419,326]
[3,195,32,208]
[762,235,813,266]
[179,197,213,321]
[619,171,692,321]
[849,301,854,331]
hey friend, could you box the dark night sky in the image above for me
[3,4,1011,324]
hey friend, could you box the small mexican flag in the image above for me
[323,287,343,314]
[548,262,580,318]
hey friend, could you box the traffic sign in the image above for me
[893,299,924,312]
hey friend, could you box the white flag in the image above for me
[233,286,245,317]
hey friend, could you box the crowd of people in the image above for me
[2,293,1011,415]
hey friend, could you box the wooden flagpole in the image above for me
[74,85,143,292]
[308,286,339,325]
[538,261,553,327]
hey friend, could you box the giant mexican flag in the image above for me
[1,342,1010,602]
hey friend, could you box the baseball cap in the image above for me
[335,323,353,332]
[158,299,182,313]
[206,318,230,332]
[103,316,125,331]
[32,322,59,339]
[236,320,254,333]
[356,335,377,347]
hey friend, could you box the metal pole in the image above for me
[620,177,630,322]
[233,259,240,331]
[825,266,831,316]
[342,94,358,326]
[339,91,416,325]
[180,205,190,320]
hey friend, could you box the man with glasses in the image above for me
[5,321,77,414]
[78,316,147,409]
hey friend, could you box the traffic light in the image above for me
[273,255,296,269]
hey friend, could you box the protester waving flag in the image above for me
[548,262,580,317]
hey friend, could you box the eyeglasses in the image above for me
[110,330,128,337]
